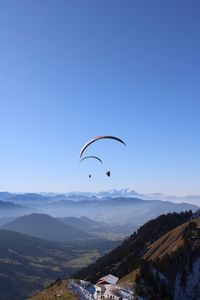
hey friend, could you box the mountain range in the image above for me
[2,189,200,205]
[31,210,200,300]
[48,189,200,205]
[0,191,198,235]
[0,197,199,299]
[43,197,198,232]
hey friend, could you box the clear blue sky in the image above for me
[0,0,200,195]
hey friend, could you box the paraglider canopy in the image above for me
[80,136,126,158]
[80,156,103,164]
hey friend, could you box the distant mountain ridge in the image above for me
[0,199,31,218]
[58,216,107,231]
[0,192,198,234]
[2,213,90,242]
[43,197,198,231]
[96,189,200,205]
[1,189,200,205]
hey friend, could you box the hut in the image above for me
[96,274,119,286]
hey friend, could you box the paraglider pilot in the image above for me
[106,171,111,177]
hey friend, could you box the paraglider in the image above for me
[79,135,126,179]
[80,136,126,158]
[80,156,102,179]
[106,171,111,177]
[80,156,103,164]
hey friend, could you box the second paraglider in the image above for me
[80,156,103,164]
[80,155,103,179]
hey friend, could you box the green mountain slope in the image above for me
[74,211,192,283]
[0,229,75,300]
[133,218,200,299]
[72,210,200,299]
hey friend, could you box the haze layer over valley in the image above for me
[0,191,198,234]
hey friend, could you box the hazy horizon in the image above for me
[1,188,200,198]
